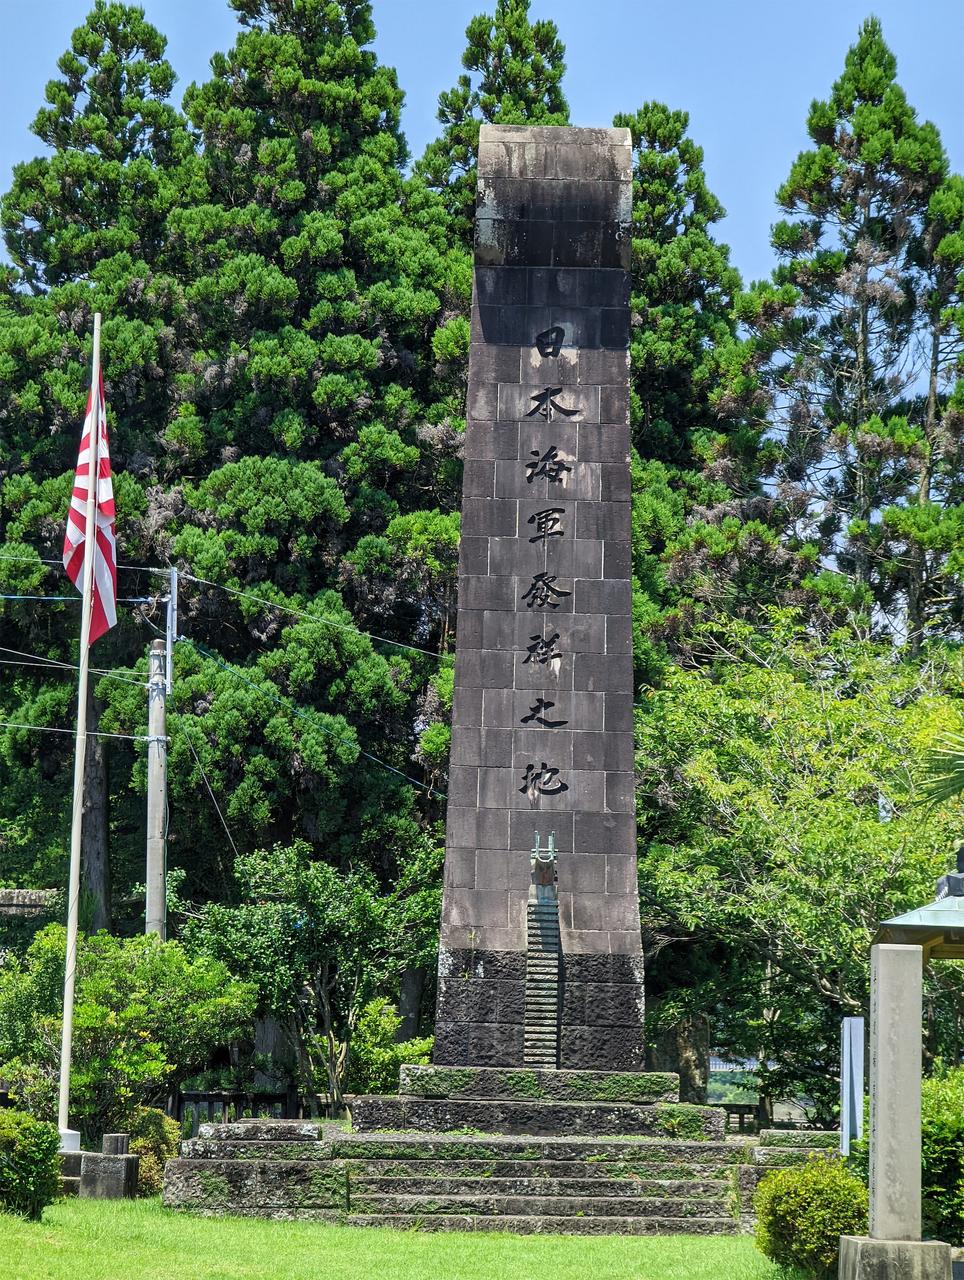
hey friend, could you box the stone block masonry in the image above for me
[435,124,644,1071]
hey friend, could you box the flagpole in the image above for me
[57,311,102,1145]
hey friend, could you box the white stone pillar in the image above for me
[869,942,922,1241]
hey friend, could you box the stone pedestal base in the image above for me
[839,1236,952,1280]
[79,1151,140,1199]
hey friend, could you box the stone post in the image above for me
[869,943,921,1241]
[838,943,951,1280]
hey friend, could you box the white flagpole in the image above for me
[57,311,102,1145]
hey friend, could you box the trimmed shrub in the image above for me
[0,1109,61,1221]
[920,1068,964,1245]
[754,1155,868,1279]
[126,1106,181,1197]
[344,999,433,1094]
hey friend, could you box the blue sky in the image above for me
[1,0,962,284]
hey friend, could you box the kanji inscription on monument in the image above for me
[436,124,644,1070]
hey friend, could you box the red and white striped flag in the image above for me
[63,370,117,644]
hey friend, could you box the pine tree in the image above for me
[417,0,569,248]
[611,104,768,675]
[741,18,962,642]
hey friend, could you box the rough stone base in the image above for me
[434,949,645,1069]
[399,1064,678,1103]
[80,1151,140,1199]
[163,1121,751,1232]
[350,1095,723,1139]
[839,1236,953,1280]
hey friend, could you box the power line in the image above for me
[176,721,240,860]
[0,719,150,743]
[0,553,168,576]
[1,553,447,663]
[181,636,446,801]
[0,644,146,688]
[0,594,153,603]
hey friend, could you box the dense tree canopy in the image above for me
[0,2,962,1112]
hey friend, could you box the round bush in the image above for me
[126,1106,181,1196]
[754,1155,868,1279]
[0,1109,61,1221]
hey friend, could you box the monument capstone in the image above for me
[434,123,645,1071]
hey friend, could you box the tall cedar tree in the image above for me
[614,105,767,679]
[166,0,457,893]
[0,1,196,927]
[739,18,964,646]
[0,2,452,935]
[416,0,569,249]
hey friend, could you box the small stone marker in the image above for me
[79,1133,139,1199]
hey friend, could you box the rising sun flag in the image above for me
[62,368,117,643]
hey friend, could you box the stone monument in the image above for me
[435,122,645,1072]
[163,126,836,1232]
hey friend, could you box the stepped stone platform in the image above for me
[163,1067,837,1233]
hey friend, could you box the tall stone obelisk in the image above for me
[435,125,644,1071]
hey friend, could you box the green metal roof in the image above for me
[875,896,964,961]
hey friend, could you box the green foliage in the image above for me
[0,1109,61,1222]
[417,0,569,247]
[754,1157,867,1278]
[0,926,255,1140]
[920,1068,964,1243]
[344,998,432,1094]
[181,840,440,1110]
[0,0,454,930]
[611,103,766,677]
[125,1105,181,1197]
[637,611,964,1118]
[849,1066,964,1245]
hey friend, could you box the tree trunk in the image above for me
[648,1014,710,1104]
[907,324,941,654]
[397,966,426,1042]
[81,693,111,932]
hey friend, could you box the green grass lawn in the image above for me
[0,1198,780,1280]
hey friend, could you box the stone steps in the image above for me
[164,1120,755,1231]
[342,1158,741,1180]
[347,1192,732,1218]
[349,1096,726,1139]
[343,1213,740,1236]
[328,1131,746,1161]
[349,1176,731,1198]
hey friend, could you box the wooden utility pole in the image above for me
[145,638,167,939]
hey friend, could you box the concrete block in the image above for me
[838,1236,952,1280]
[79,1151,140,1199]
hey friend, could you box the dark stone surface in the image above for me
[398,1065,679,1103]
[560,1025,646,1071]
[437,125,644,1071]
